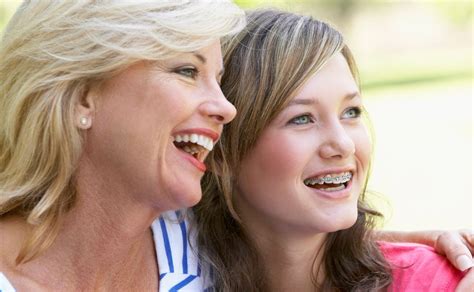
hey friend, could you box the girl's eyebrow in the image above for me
[288,98,316,106]
[288,92,360,107]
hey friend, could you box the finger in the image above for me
[436,232,474,271]
[455,267,474,292]
[463,230,474,251]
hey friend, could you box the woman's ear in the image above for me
[75,88,96,130]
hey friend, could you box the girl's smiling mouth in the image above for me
[304,171,353,192]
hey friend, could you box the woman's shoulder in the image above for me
[378,241,464,291]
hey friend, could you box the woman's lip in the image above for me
[172,128,220,142]
[176,148,207,172]
[306,178,353,200]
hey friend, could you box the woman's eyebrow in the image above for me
[193,53,206,64]
[193,53,224,77]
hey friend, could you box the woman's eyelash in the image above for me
[175,66,198,78]
[288,114,315,125]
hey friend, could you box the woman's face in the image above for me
[235,53,371,237]
[83,41,235,212]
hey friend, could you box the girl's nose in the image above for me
[318,122,356,159]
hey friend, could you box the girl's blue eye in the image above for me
[342,107,362,119]
[289,114,314,125]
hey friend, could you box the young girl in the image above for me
[193,9,471,291]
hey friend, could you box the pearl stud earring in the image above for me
[80,117,88,126]
[79,116,90,129]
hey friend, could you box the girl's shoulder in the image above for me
[378,241,464,291]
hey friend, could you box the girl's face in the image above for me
[235,53,371,237]
[82,41,236,212]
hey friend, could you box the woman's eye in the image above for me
[176,67,198,78]
[342,107,362,119]
[289,114,314,125]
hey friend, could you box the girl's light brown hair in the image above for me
[193,9,391,291]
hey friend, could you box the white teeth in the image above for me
[321,185,345,192]
[173,134,215,151]
[207,139,214,151]
[198,135,205,145]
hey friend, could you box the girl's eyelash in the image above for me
[342,106,362,119]
[288,114,315,125]
[286,106,362,126]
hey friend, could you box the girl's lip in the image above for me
[306,177,353,200]
[176,147,207,172]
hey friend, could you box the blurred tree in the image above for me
[234,0,472,30]
[234,0,359,31]
[433,0,472,26]
[0,3,8,30]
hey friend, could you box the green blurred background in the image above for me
[1,0,472,231]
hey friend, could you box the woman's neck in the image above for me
[1,169,161,290]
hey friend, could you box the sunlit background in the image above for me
[1,0,472,231]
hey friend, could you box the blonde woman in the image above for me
[0,1,244,290]
[194,9,473,291]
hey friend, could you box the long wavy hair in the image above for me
[0,0,245,265]
[193,9,391,291]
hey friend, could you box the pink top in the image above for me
[378,241,464,291]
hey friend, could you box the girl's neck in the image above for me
[251,227,327,291]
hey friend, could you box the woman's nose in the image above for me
[199,87,237,124]
[318,122,355,159]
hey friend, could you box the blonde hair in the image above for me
[194,9,390,291]
[0,0,245,264]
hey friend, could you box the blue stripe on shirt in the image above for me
[169,275,197,292]
[177,211,188,274]
[159,217,174,273]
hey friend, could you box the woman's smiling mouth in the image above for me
[172,131,218,172]
[173,133,214,162]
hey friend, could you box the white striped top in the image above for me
[0,273,15,292]
[153,210,212,291]
[0,210,211,292]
